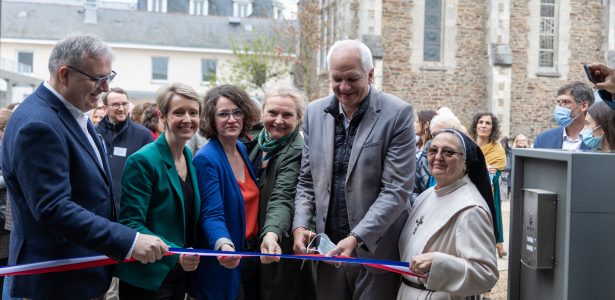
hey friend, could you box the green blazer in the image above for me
[115,133,200,291]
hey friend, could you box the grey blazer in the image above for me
[293,88,416,271]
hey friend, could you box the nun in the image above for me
[397,129,499,300]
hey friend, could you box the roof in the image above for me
[1,1,296,51]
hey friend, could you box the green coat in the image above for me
[115,133,200,291]
[246,126,315,300]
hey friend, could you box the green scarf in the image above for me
[258,129,297,162]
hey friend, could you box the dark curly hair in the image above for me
[199,84,260,139]
[470,112,500,143]
[142,103,161,134]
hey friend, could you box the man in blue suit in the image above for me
[2,34,168,300]
[534,81,594,150]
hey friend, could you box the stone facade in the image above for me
[307,0,613,140]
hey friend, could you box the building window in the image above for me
[318,0,337,70]
[423,0,442,62]
[152,56,168,81]
[190,0,208,16]
[539,0,556,68]
[233,1,252,17]
[17,51,33,73]
[147,0,167,13]
[201,59,217,83]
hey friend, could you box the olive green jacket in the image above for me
[245,126,303,249]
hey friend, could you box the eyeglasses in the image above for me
[216,109,244,121]
[67,66,116,89]
[109,102,130,109]
[427,147,464,158]
[552,98,577,108]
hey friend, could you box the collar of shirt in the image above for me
[43,81,89,131]
[562,127,582,150]
[325,87,372,129]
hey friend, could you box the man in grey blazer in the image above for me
[293,39,416,299]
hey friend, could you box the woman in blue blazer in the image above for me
[190,85,261,300]
[116,83,201,299]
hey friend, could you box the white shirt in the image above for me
[562,127,583,151]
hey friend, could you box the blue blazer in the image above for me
[1,84,136,299]
[189,138,257,300]
[533,126,589,150]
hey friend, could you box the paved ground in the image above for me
[491,199,510,299]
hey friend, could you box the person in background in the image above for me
[131,102,152,124]
[587,63,615,109]
[411,113,463,205]
[583,101,615,152]
[143,103,164,139]
[244,87,315,300]
[116,83,201,299]
[0,108,17,300]
[398,129,499,299]
[414,110,438,159]
[1,33,167,300]
[534,81,594,150]
[89,105,106,125]
[512,134,530,148]
[96,87,153,212]
[190,85,261,300]
[470,112,506,265]
[499,137,511,201]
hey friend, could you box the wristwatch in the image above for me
[349,232,364,248]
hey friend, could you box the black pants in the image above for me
[119,264,186,300]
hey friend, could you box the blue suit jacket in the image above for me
[189,138,257,300]
[1,84,136,299]
[533,126,589,150]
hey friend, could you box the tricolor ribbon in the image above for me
[0,247,424,278]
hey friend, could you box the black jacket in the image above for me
[96,116,153,212]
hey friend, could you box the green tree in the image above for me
[228,33,294,95]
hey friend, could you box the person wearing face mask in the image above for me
[582,101,615,152]
[534,81,595,150]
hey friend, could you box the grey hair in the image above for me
[557,81,595,106]
[326,40,373,73]
[429,113,463,134]
[48,33,114,74]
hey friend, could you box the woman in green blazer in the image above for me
[245,87,315,300]
[116,83,201,299]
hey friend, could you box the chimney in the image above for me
[84,0,98,24]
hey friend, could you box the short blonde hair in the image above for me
[155,82,201,116]
[263,86,306,128]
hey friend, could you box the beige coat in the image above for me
[398,176,499,299]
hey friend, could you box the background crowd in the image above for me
[0,33,614,300]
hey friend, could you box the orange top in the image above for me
[237,164,259,240]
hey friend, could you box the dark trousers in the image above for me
[316,261,400,300]
[119,264,186,300]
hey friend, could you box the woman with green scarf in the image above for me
[244,87,315,300]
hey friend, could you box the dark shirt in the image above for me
[180,171,195,247]
[96,116,153,212]
[323,91,371,244]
